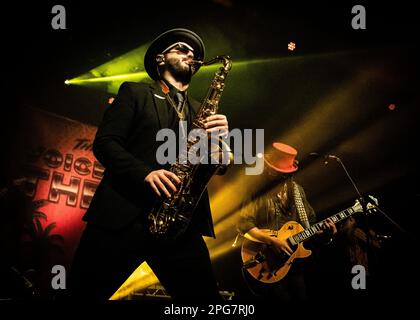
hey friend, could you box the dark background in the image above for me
[1,0,419,308]
[3,1,417,124]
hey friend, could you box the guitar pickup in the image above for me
[243,252,265,269]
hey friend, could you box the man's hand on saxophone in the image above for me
[145,169,181,198]
[204,114,229,137]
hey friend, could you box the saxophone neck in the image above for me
[191,55,232,72]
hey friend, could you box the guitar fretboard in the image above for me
[290,207,356,244]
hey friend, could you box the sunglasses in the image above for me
[162,42,194,55]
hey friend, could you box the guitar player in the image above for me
[236,142,337,303]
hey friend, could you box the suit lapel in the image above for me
[150,81,201,129]
[150,82,169,129]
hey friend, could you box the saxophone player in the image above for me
[69,29,228,301]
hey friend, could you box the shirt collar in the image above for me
[162,79,187,100]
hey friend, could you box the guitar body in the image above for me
[241,221,312,283]
[241,197,378,284]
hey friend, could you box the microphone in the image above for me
[310,152,363,196]
[309,152,340,165]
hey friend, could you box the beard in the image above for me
[165,57,193,84]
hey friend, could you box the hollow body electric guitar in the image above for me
[241,197,377,283]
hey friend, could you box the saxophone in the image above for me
[148,55,233,239]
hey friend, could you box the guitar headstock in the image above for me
[352,195,378,214]
[367,195,379,210]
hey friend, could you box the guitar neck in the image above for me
[290,206,357,244]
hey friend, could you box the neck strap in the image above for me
[293,181,310,229]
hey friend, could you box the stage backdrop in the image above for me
[8,106,160,299]
[9,107,103,295]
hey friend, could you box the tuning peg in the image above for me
[368,195,379,205]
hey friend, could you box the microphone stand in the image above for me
[326,155,415,284]
[323,154,384,287]
[331,156,365,206]
[327,156,373,247]
[316,152,417,302]
[327,155,413,240]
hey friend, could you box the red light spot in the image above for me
[388,103,396,111]
[288,42,296,51]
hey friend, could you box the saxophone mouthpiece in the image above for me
[187,60,204,74]
[189,60,204,66]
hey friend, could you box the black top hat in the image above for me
[144,28,205,81]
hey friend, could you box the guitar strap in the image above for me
[293,181,310,229]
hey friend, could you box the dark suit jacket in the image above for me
[83,81,215,237]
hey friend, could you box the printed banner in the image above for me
[7,107,103,295]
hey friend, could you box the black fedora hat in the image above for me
[144,28,205,81]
